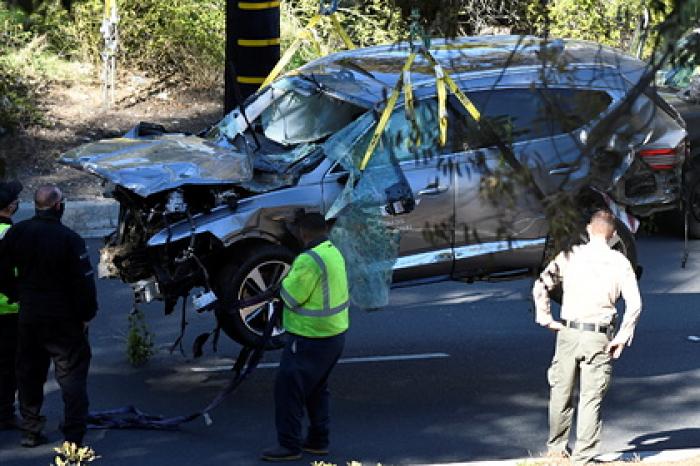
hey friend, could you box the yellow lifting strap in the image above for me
[359,52,417,171]
[261,13,355,89]
[358,45,483,171]
[403,67,420,146]
[403,69,414,120]
[434,64,448,147]
[330,14,355,50]
[261,15,322,88]
[422,49,482,123]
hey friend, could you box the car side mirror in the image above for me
[384,181,416,216]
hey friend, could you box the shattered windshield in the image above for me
[212,76,366,151]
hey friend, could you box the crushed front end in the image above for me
[98,185,237,314]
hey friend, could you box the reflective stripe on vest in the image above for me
[280,250,349,318]
[0,223,18,315]
[281,241,349,338]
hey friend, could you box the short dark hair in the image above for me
[35,185,62,210]
[298,212,327,236]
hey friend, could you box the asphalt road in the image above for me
[1,234,700,466]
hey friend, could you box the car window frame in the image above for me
[323,84,620,179]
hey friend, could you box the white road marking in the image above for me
[190,352,450,373]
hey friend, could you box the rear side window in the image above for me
[453,88,613,148]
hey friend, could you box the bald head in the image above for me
[587,209,615,240]
[35,185,63,211]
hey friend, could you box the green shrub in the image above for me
[57,0,225,84]
[52,0,401,83]
[525,0,674,52]
[0,4,37,135]
[0,4,31,48]
[280,0,403,71]
[126,309,155,367]
[0,60,41,135]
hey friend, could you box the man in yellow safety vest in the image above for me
[261,212,349,462]
[0,180,22,430]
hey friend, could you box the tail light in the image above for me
[638,141,686,171]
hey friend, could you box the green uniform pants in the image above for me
[547,327,613,465]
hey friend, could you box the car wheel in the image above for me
[215,245,294,349]
[547,218,637,304]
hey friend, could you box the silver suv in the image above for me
[61,36,686,347]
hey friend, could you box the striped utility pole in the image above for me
[225,0,281,114]
[101,0,119,108]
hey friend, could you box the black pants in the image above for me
[16,321,91,443]
[274,332,345,451]
[0,313,18,421]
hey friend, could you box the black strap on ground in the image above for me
[88,291,280,430]
[169,297,189,356]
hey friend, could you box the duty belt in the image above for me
[564,320,611,334]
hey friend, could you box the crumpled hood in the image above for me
[59,134,253,197]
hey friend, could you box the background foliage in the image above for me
[0,0,695,135]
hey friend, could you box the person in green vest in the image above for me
[261,212,349,462]
[0,180,22,430]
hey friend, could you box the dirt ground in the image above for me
[0,72,225,200]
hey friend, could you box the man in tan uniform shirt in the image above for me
[532,209,642,465]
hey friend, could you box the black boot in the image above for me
[260,445,302,462]
[302,439,328,455]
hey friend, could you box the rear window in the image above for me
[453,88,613,148]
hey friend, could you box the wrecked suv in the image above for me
[61,36,686,348]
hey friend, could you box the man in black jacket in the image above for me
[0,185,97,447]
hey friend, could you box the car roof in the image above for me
[294,35,649,108]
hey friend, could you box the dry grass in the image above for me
[3,71,223,200]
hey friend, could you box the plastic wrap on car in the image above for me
[325,115,403,309]
[330,205,400,309]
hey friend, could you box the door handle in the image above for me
[548,165,576,175]
[417,186,448,196]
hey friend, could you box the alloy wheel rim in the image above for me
[237,260,291,337]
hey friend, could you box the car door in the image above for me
[448,89,555,277]
[321,99,456,282]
